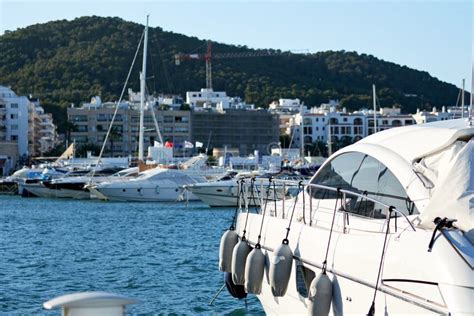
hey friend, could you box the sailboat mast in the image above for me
[138,15,149,161]
[372,84,377,133]
[461,79,465,118]
[299,103,306,159]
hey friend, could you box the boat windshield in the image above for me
[310,151,418,218]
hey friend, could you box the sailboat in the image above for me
[90,16,212,202]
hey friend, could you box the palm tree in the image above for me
[109,126,122,157]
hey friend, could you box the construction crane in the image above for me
[174,41,299,90]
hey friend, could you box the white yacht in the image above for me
[186,171,305,207]
[22,167,134,199]
[89,167,207,202]
[220,118,473,315]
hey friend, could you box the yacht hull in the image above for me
[232,209,467,315]
[93,185,199,202]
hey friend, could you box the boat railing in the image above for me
[238,178,416,232]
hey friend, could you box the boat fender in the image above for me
[307,273,333,316]
[219,230,238,272]
[269,240,293,297]
[224,271,247,299]
[331,275,343,316]
[231,238,251,285]
[244,245,265,294]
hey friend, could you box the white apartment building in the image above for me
[185,88,254,111]
[290,106,416,147]
[26,96,59,156]
[0,85,30,175]
[186,88,230,109]
[412,106,465,124]
[0,85,29,156]
[269,98,301,112]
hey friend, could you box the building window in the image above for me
[10,114,18,119]
[76,125,88,132]
[10,103,18,109]
[73,115,88,122]
[11,124,18,130]
[175,127,189,133]
[175,116,189,123]
[343,118,348,122]
[164,116,173,123]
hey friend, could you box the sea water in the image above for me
[0,195,264,314]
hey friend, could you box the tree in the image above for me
[64,121,77,145]
[76,143,101,157]
[108,126,122,157]
[279,134,292,148]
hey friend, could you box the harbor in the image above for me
[0,1,473,315]
[0,195,263,314]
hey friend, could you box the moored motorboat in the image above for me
[219,118,474,315]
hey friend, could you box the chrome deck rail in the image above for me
[239,178,417,232]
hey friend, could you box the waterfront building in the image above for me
[0,85,30,174]
[186,88,254,111]
[27,97,58,156]
[412,106,463,124]
[67,92,192,157]
[290,105,416,150]
[191,109,279,156]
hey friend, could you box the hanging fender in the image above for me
[244,245,265,294]
[224,272,247,300]
[308,273,333,316]
[231,238,251,285]
[269,239,293,297]
[219,229,238,272]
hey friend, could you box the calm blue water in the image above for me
[0,196,264,315]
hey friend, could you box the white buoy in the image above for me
[308,273,333,316]
[232,238,251,285]
[219,229,238,272]
[331,275,343,316]
[43,291,140,316]
[244,246,265,294]
[269,241,293,297]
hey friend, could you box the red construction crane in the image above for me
[174,41,298,90]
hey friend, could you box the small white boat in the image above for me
[186,171,305,207]
[90,167,207,202]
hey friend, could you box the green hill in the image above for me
[0,16,467,132]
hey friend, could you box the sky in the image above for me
[0,0,472,92]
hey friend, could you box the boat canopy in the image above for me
[418,139,474,237]
[320,119,474,236]
[359,118,474,163]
